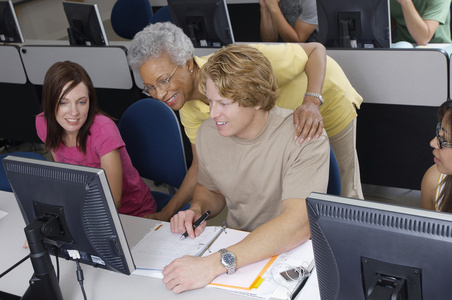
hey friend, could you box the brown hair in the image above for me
[436,100,452,212]
[198,44,279,111]
[40,61,101,154]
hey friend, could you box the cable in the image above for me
[0,254,30,278]
[75,259,87,300]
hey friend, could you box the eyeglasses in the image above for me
[436,122,452,149]
[142,65,178,97]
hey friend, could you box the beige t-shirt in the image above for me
[196,107,330,232]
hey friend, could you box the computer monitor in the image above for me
[168,0,235,48]
[0,0,24,43]
[62,1,109,46]
[306,192,452,299]
[316,0,391,48]
[2,156,134,299]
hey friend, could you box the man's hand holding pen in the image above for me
[170,209,210,239]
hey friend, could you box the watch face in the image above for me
[222,252,236,265]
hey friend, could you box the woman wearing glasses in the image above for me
[421,101,452,212]
[35,61,157,217]
[127,22,363,221]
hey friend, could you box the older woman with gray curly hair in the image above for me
[127,22,363,221]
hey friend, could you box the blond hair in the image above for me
[199,44,279,111]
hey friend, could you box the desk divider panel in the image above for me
[0,45,27,84]
[20,45,133,89]
[20,45,141,121]
[0,45,40,143]
[327,49,449,190]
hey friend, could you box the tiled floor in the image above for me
[0,140,422,227]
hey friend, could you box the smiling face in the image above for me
[55,81,90,145]
[206,78,267,139]
[431,111,452,175]
[139,53,197,111]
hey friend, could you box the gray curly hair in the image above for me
[127,22,195,72]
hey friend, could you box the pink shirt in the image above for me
[36,113,156,217]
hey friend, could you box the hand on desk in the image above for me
[162,254,221,294]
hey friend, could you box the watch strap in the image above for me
[304,92,324,106]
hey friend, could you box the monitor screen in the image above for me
[306,192,452,299]
[2,156,135,277]
[0,0,24,43]
[62,1,109,46]
[316,0,391,48]
[168,0,235,48]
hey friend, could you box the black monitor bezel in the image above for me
[62,1,109,46]
[168,0,235,48]
[0,0,24,43]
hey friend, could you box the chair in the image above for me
[110,0,153,40]
[0,152,47,192]
[150,5,172,24]
[327,147,341,196]
[118,98,188,211]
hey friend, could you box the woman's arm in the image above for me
[293,42,327,143]
[100,149,123,209]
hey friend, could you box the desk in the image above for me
[0,190,275,300]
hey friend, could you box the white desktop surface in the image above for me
[0,190,254,300]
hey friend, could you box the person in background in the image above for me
[390,0,452,45]
[163,44,329,293]
[421,100,452,212]
[36,61,157,217]
[260,0,319,43]
[127,22,363,221]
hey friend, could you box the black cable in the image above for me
[0,254,30,278]
[75,259,87,300]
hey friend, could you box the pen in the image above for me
[290,259,315,300]
[180,210,211,240]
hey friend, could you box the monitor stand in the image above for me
[21,217,63,300]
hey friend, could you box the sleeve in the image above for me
[35,113,47,144]
[299,0,318,25]
[423,0,451,25]
[180,104,202,145]
[195,122,217,191]
[91,117,125,157]
[251,44,309,87]
[282,132,330,200]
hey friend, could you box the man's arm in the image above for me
[397,0,440,45]
[145,143,199,221]
[293,42,326,143]
[264,0,317,43]
[169,183,226,239]
[162,197,309,293]
[260,0,279,42]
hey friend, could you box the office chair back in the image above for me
[0,152,47,192]
[118,98,187,193]
[150,6,172,24]
[111,0,153,39]
[327,147,341,196]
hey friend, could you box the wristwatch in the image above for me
[219,248,236,275]
[304,92,324,106]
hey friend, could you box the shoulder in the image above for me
[90,114,121,140]
[421,164,441,209]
